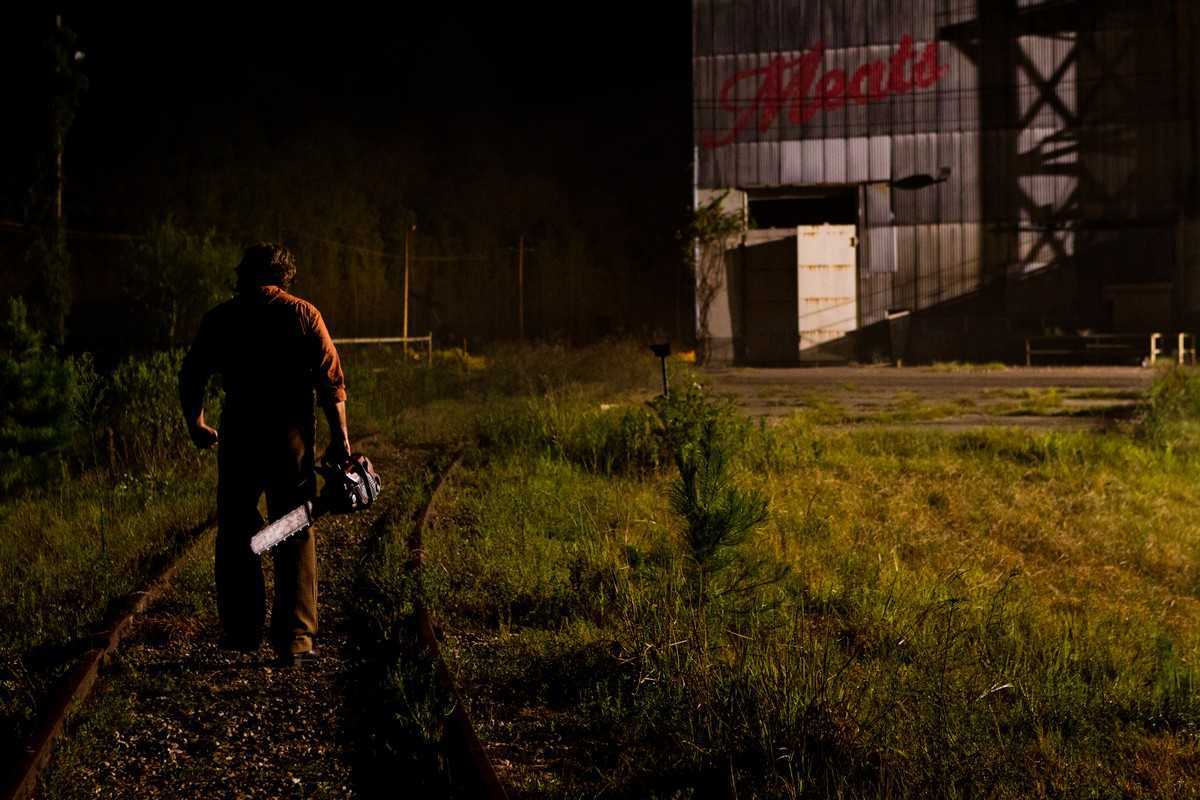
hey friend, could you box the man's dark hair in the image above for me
[236,243,297,291]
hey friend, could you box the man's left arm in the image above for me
[308,308,350,463]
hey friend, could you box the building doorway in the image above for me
[741,187,860,364]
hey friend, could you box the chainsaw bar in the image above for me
[250,501,317,555]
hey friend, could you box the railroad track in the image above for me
[2,514,217,800]
[2,442,509,800]
[403,450,509,800]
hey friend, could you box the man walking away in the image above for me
[179,243,350,666]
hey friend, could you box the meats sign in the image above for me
[701,35,949,148]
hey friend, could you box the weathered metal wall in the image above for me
[694,0,1199,357]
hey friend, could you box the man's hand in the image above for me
[188,418,219,449]
[323,436,352,466]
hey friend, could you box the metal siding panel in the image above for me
[961,131,981,223]
[734,52,760,146]
[890,246,916,314]
[801,139,824,184]
[1056,34,1078,126]
[755,0,781,54]
[916,224,938,307]
[799,1,822,49]
[937,131,962,225]
[917,132,939,223]
[758,141,780,186]
[864,182,897,274]
[713,144,737,187]
[695,56,718,161]
[867,226,897,274]
[699,144,714,188]
[695,1,715,57]
[937,223,963,301]
[781,140,804,183]
[938,41,963,133]
[843,45,872,137]
[894,225,918,307]
[736,142,757,185]
[867,0,893,46]
[866,44,898,133]
[892,42,916,137]
[960,224,982,295]
[824,137,848,185]
[956,44,980,133]
[844,0,869,48]
[869,135,891,181]
[908,0,935,42]
[712,0,736,54]
[820,44,850,142]
[734,0,757,55]
[935,0,976,31]
[847,136,870,183]
[891,135,917,222]
[779,2,804,52]
[859,272,891,327]
[821,0,842,49]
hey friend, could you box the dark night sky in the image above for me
[1,6,694,231]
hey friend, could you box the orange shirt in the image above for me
[180,285,346,433]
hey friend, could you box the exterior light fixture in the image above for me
[649,341,672,397]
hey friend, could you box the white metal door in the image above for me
[796,225,858,361]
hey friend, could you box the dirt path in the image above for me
[33,451,414,800]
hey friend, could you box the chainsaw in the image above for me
[249,453,382,555]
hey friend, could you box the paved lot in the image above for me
[702,365,1154,429]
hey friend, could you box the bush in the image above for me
[0,298,92,492]
[95,350,214,471]
[0,294,216,488]
[1141,366,1200,450]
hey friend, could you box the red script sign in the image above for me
[701,36,949,149]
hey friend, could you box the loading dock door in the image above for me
[741,235,799,364]
[797,225,858,361]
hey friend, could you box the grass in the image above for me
[11,341,1200,798]
[409,366,1200,798]
[0,460,215,761]
[34,529,219,800]
[929,361,1009,372]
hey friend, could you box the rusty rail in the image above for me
[404,452,509,800]
[1,514,217,800]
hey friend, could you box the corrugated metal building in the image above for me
[693,0,1200,363]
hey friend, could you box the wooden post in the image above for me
[403,226,413,355]
[517,234,525,341]
[54,15,64,225]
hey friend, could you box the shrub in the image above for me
[1141,366,1200,451]
[97,350,210,471]
[0,298,92,492]
[651,385,773,602]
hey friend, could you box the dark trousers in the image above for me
[215,423,318,655]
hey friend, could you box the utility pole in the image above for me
[517,234,525,341]
[403,224,414,355]
[54,14,64,224]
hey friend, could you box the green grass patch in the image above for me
[414,381,1200,797]
[0,462,214,761]
[929,361,1010,372]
